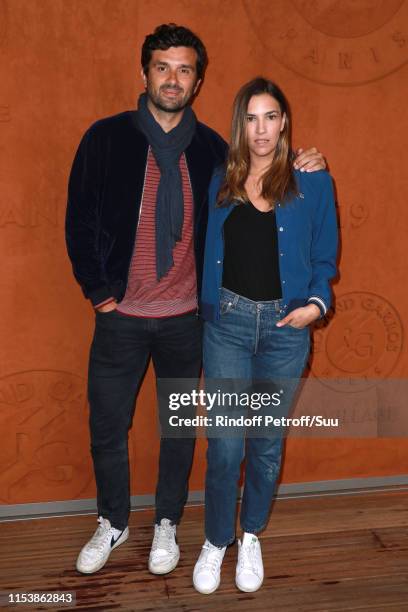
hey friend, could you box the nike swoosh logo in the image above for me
[110,532,123,547]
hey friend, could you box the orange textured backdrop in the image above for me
[1,0,408,505]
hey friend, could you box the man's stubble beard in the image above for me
[147,84,194,114]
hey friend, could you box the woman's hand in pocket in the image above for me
[276,304,320,329]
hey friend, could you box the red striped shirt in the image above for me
[117,147,197,317]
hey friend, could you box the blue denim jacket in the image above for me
[200,169,338,322]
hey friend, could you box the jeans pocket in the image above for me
[96,308,118,317]
[287,323,309,332]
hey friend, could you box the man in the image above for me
[66,23,326,576]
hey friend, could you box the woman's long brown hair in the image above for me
[217,77,297,208]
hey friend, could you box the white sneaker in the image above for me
[148,518,180,574]
[76,516,129,574]
[235,532,264,592]
[193,539,226,594]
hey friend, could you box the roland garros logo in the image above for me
[311,292,403,389]
[0,370,91,503]
[243,0,408,86]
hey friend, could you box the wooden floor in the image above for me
[1,491,408,611]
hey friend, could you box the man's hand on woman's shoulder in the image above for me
[293,147,326,172]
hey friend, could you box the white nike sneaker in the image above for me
[148,518,180,574]
[193,539,227,594]
[235,532,264,592]
[76,516,129,574]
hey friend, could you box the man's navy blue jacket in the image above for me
[65,111,227,306]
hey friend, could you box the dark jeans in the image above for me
[88,308,202,531]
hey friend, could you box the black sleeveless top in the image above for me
[222,201,282,301]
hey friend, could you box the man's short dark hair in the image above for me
[141,23,208,81]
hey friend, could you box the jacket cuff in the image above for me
[307,296,327,317]
[86,285,114,307]
[94,297,117,309]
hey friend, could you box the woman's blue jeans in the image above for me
[203,288,310,547]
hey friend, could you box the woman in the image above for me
[193,78,338,594]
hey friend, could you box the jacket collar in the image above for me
[185,127,214,209]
